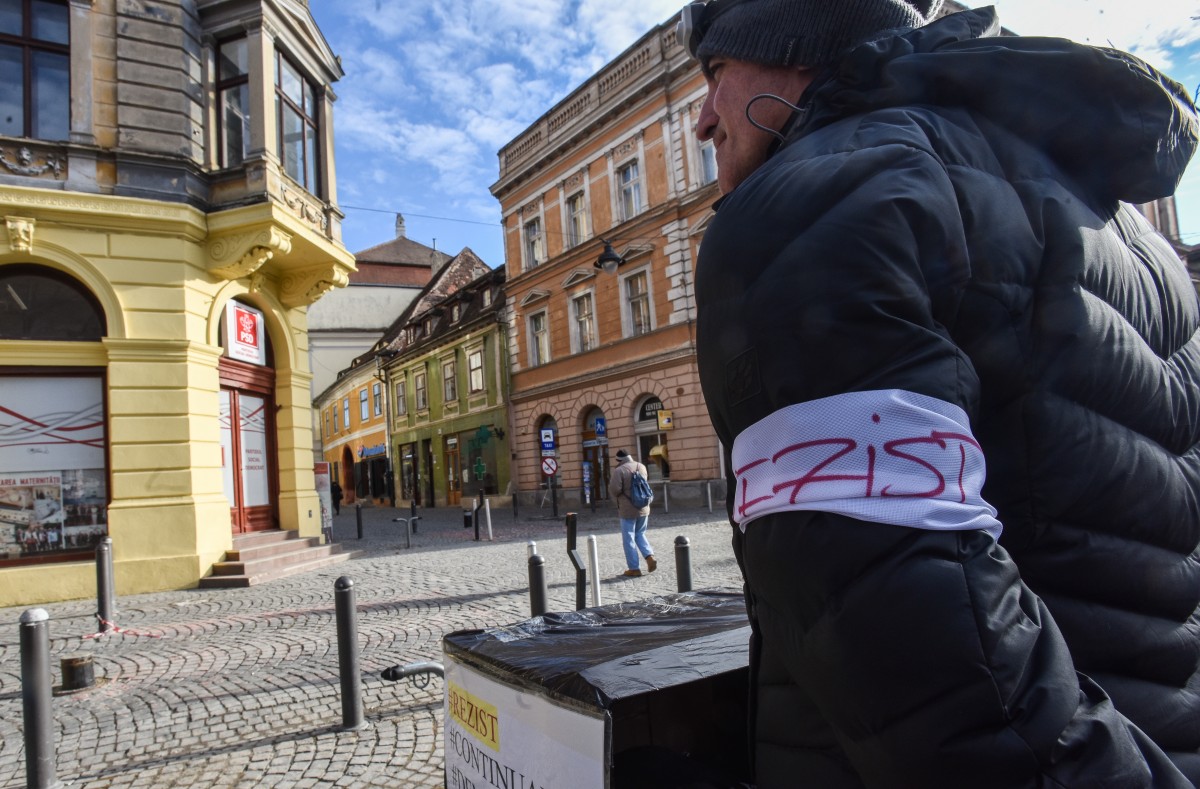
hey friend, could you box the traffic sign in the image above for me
[541,457,558,477]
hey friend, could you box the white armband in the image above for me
[731,389,1001,539]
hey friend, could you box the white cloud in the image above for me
[964,0,1199,74]
[316,0,1200,255]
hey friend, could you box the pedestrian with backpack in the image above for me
[608,449,656,577]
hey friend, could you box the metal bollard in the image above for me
[95,537,115,633]
[355,503,363,540]
[527,540,537,559]
[484,499,493,541]
[20,608,59,789]
[675,535,693,593]
[473,495,482,541]
[528,554,548,616]
[334,577,366,731]
[706,481,713,513]
[587,535,602,608]
[565,513,586,611]
[410,500,419,533]
[463,509,472,531]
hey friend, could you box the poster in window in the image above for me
[0,376,107,559]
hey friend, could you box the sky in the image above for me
[307,0,1200,268]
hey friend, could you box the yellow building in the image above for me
[0,0,353,605]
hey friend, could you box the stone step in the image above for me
[200,530,358,589]
[228,535,323,562]
[230,530,297,550]
[198,550,358,589]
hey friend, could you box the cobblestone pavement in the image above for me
[0,500,742,788]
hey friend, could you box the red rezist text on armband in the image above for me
[735,418,983,522]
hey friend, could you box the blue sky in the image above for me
[308,0,1200,266]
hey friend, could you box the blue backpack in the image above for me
[629,467,654,509]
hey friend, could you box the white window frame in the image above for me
[359,389,369,421]
[394,378,407,416]
[342,396,350,427]
[333,401,340,432]
[621,267,654,338]
[699,139,717,186]
[442,356,458,403]
[617,159,642,222]
[528,310,550,367]
[523,215,544,270]
[414,368,428,412]
[468,347,485,393]
[566,191,588,248]
[571,290,597,354]
[373,382,382,416]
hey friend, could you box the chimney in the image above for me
[395,213,406,239]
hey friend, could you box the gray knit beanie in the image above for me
[689,0,944,68]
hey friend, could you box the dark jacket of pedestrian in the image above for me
[695,5,1199,787]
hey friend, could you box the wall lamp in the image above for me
[594,237,626,275]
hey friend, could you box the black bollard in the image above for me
[410,500,419,533]
[334,576,366,731]
[565,513,586,611]
[95,537,115,633]
[528,554,548,616]
[463,509,472,530]
[20,608,58,789]
[473,494,483,541]
[355,503,363,540]
[675,535,693,593]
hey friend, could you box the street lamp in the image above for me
[594,238,626,275]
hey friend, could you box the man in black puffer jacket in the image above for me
[688,0,1200,786]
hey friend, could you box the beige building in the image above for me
[0,0,353,605]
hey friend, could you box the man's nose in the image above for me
[697,91,717,141]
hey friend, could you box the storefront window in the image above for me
[1,375,107,563]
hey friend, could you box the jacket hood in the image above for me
[794,6,1198,204]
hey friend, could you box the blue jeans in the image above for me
[620,515,653,570]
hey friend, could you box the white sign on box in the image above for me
[443,655,605,789]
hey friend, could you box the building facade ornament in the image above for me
[279,263,350,307]
[0,145,63,179]
[5,216,34,253]
[280,182,329,232]
[207,227,293,281]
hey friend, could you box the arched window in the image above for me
[0,264,105,340]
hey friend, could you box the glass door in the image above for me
[220,388,277,533]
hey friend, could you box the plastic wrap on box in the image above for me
[443,588,749,711]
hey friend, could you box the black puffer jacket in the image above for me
[696,8,1200,788]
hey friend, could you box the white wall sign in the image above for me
[225,301,266,365]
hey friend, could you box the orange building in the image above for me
[492,13,723,511]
